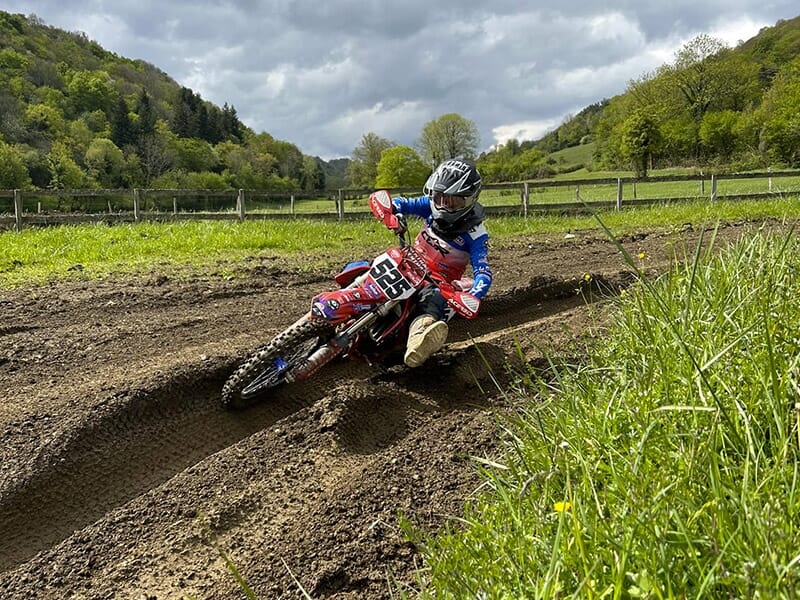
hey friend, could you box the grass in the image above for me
[490,195,798,239]
[0,219,390,287]
[548,143,596,169]
[406,226,800,598]
[1,195,798,289]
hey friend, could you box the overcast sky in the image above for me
[2,2,798,160]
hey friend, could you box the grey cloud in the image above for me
[3,1,799,158]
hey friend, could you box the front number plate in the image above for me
[368,253,414,300]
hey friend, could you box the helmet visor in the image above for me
[432,192,467,212]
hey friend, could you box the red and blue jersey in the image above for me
[391,196,492,299]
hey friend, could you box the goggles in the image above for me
[432,192,467,211]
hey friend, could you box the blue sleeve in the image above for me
[392,195,432,219]
[469,233,492,299]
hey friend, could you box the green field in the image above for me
[2,195,799,289]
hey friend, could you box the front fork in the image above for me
[286,297,403,382]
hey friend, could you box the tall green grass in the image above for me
[408,230,800,598]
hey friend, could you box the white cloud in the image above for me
[709,15,770,46]
[492,118,564,149]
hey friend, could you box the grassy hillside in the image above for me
[0,10,337,193]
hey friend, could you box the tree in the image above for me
[756,60,800,166]
[509,148,548,180]
[18,144,51,188]
[0,89,25,143]
[418,113,479,166]
[610,35,760,167]
[620,110,660,177]
[133,90,157,139]
[68,118,97,162]
[111,96,135,148]
[270,140,304,180]
[170,137,219,173]
[173,87,200,138]
[217,136,286,190]
[348,132,394,188]
[0,48,29,76]
[136,123,172,186]
[84,138,124,187]
[699,110,740,160]
[657,35,731,159]
[299,156,325,191]
[672,35,729,121]
[0,141,32,188]
[46,141,85,189]
[23,103,65,139]
[66,70,117,116]
[375,145,429,188]
[220,103,244,142]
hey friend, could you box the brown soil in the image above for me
[0,219,781,599]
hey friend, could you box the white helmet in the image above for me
[423,159,482,225]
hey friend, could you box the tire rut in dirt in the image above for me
[0,360,369,572]
[448,271,631,342]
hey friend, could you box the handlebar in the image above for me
[394,213,409,248]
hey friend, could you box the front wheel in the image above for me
[221,315,332,409]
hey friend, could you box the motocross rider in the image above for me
[374,158,492,367]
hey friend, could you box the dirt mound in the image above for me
[0,221,773,598]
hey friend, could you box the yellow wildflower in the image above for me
[554,501,572,513]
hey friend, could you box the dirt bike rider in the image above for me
[372,158,492,367]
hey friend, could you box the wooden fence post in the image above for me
[522,182,529,218]
[768,167,773,193]
[13,189,22,232]
[700,172,705,195]
[710,175,717,202]
[616,178,623,210]
[133,189,140,222]
[237,189,246,220]
[290,194,295,215]
[173,197,178,215]
[337,189,344,220]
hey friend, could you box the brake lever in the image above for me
[394,213,408,247]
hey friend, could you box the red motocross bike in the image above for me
[221,190,481,409]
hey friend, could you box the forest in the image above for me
[1,11,799,195]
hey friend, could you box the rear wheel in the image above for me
[222,315,332,409]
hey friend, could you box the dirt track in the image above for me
[0,220,775,599]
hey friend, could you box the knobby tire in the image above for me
[221,316,332,410]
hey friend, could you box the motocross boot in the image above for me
[404,315,448,367]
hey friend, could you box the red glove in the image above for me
[369,190,400,230]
